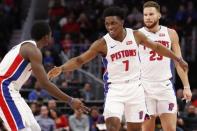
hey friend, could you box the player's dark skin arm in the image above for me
[61,39,107,72]
[20,43,89,112]
[20,43,73,102]
[19,42,90,114]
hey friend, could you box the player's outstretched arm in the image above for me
[134,30,188,71]
[169,28,192,101]
[47,39,104,79]
[20,43,89,113]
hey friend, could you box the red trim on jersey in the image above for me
[0,54,23,131]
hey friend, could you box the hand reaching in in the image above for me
[69,98,90,114]
[183,87,192,103]
[47,66,62,80]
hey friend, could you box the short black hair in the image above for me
[143,1,160,12]
[31,21,51,41]
[103,6,126,20]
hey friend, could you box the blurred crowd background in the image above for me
[0,0,196,131]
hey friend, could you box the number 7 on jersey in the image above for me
[122,60,129,71]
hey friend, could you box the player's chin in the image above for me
[109,33,117,39]
[144,23,152,28]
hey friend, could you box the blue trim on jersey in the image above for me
[102,57,109,95]
[102,57,108,69]
[103,73,109,95]
[138,49,141,62]
[170,60,176,95]
[2,60,28,129]
[170,59,175,84]
[103,72,109,82]
[102,57,108,82]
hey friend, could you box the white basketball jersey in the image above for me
[102,28,140,83]
[0,40,36,91]
[139,26,172,81]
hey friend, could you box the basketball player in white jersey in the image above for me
[139,1,192,131]
[47,7,188,131]
[0,22,88,131]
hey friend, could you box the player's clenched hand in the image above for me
[183,87,192,102]
[69,98,90,113]
[47,66,62,80]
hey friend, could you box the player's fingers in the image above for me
[186,94,192,101]
[183,94,191,102]
[80,105,90,113]
[182,97,190,103]
[47,73,52,80]
[181,97,186,101]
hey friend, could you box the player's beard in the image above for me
[144,20,159,29]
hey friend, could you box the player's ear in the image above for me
[158,13,161,19]
[121,20,124,25]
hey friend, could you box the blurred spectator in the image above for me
[28,81,52,102]
[103,0,114,6]
[177,106,185,131]
[175,4,187,26]
[160,5,171,25]
[180,104,197,131]
[62,14,80,34]
[43,49,54,65]
[89,106,105,131]
[76,34,90,55]
[69,109,89,131]
[77,12,92,37]
[127,7,143,29]
[49,0,65,8]
[61,33,72,54]
[30,102,41,116]
[48,0,65,18]
[185,1,196,28]
[48,99,57,110]
[80,83,95,101]
[49,109,69,130]
[192,93,197,107]
[36,105,56,131]
[176,89,186,112]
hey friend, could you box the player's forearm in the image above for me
[41,81,72,103]
[176,65,190,88]
[155,44,181,62]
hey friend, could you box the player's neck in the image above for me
[145,25,161,33]
[116,28,126,42]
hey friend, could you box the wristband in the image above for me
[184,86,190,89]
[67,97,74,106]
[177,57,183,63]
